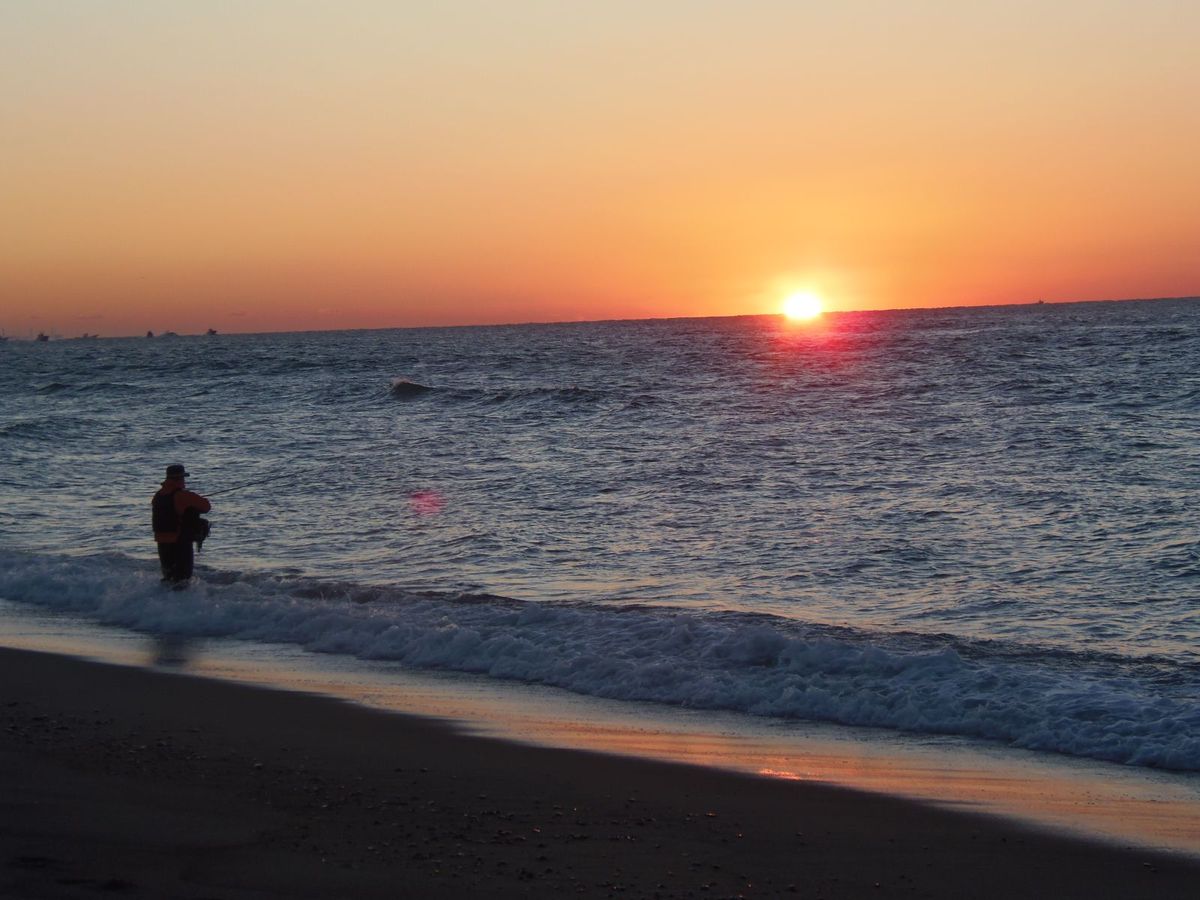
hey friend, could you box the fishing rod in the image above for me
[205,467,324,497]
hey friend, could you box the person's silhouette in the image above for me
[152,464,211,586]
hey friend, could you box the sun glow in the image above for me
[782,292,824,321]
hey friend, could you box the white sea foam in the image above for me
[2,550,1197,771]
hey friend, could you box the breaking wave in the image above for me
[2,549,1197,772]
[389,377,434,398]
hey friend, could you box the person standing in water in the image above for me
[152,463,211,585]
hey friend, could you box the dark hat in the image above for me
[165,463,189,479]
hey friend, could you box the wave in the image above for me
[0,415,93,441]
[434,384,610,406]
[1,549,1197,771]
[31,381,147,397]
[417,382,657,412]
[387,377,649,412]
[0,419,50,439]
[474,386,609,405]
[389,377,434,398]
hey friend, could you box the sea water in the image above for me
[2,299,1198,771]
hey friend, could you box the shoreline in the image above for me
[2,646,1197,899]
[3,598,1198,858]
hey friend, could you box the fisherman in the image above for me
[152,463,211,585]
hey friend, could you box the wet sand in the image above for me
[1,646,1196,899]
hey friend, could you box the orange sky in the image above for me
[2,2,1197,336]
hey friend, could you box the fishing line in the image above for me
[204,459,374,497]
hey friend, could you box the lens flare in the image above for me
[410,490,446,516]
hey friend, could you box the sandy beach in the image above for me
[1,646,1195,899]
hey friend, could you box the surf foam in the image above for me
[2,549,1197,771]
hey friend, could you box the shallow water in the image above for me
[2,299,1199,769]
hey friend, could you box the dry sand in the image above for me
[1,646,1195,899]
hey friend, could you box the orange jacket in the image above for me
[153,479,212,544]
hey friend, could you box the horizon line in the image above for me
[4,293,1197,341]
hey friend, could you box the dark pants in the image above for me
[157,540,194,583]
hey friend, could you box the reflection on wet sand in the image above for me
[149,634,196,668]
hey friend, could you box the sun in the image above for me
[782,292,824,321]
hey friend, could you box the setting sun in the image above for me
[782,292,824,321]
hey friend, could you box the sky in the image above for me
[2,1,1198,336]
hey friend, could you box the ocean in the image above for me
[2,298,1199,772]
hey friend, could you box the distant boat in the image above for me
[146,330,155,338]
[161,331,179,338]
[206,328,218,335]
[35,332,49,342]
